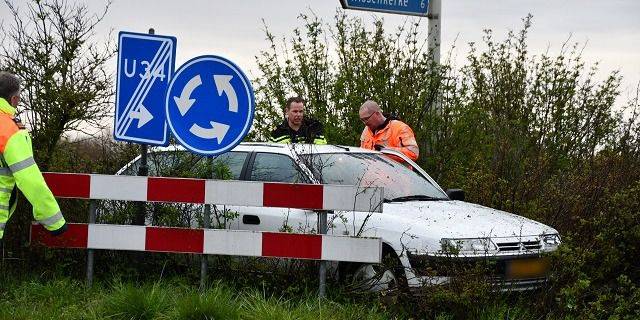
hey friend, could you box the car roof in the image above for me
[148,142,377,156]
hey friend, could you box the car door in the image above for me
[229,152,318,233]
[206,151,251,230]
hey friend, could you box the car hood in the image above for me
[378,200,557,239]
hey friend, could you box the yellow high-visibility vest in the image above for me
[0,98,66,239]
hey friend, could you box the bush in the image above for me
[253,9,639,319]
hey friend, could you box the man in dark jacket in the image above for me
[270,96,327,144]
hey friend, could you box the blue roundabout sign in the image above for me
[165,55,255,156]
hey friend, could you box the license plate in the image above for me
[505,257,550,279]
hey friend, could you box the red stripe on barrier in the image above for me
[263,183,323,209]
[262,232,322,259]
[30,223,88,248]
[145,227,204,253]
[147,177,205,203]
[43,173,91,198]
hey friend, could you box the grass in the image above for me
[101,281,170,319]
[0,277,395,320]
[173,284,241,320]
[0,273,565,319]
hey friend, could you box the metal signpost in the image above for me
[114,29,177,226]
[165,55,255,156]
[427,0,441,66]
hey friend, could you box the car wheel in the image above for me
[341,246,407,292]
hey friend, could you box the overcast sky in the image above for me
[2,0,639,112]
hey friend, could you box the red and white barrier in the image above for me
[43,173,384,212]
[31,223,382,263]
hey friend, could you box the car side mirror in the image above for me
[446,189,465,201]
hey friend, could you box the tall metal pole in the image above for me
[427,0,441,66]
[426,0,442,157]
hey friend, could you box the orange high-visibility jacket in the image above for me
[360,119,419,161]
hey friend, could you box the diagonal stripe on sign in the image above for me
[119,41,171,135]
[117,40,168,135]
[117,40,169,135]
[117,40,171,136]
[119,43,172,136]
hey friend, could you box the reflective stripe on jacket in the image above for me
[0,98,66,239]
[360,119,419,161]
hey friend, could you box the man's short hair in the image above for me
[0,71,21,102]
[285,96,305,109]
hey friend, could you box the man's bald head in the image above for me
[359,100,386,131]
[359,100,381,114]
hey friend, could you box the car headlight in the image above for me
[542,234,561,248]
[440,238,498,255]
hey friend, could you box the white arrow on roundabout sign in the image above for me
[165,55,255,156]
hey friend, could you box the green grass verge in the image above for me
[0,277,391,320]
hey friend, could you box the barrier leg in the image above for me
[318,210,328,298]
[86,199,97,287]
[200,204,211,290]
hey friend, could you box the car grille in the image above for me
[489,277,548,291]
[407,253,551,289]
[496,240,542,252]
[409,277,548,292]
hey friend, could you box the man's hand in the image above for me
[374,144,384,151]
[49,223,68,237]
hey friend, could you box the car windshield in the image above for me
[304,153,448,201]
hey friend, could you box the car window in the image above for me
[305,153,447,200]
[249,153,309,183]
[121,151,247,179]
[120,159,140,176]
[210,152,248,180]
[149,151,205,178]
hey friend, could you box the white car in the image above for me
[117,142,561,291]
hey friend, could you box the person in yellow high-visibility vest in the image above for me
[0,71,67,244]
[270,96,328,145]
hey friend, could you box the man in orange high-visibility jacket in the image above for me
[0,72,67,244]
[359,100,419,163]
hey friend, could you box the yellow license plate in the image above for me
[506,258,550,279]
